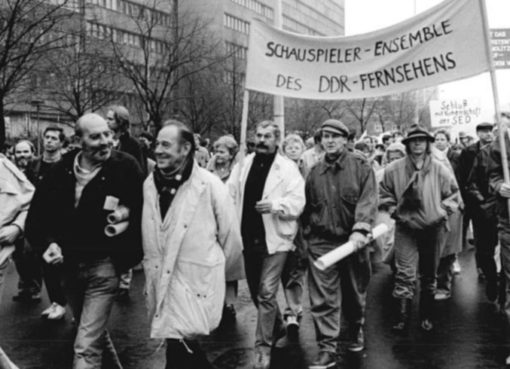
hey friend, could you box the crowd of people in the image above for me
[1,105,510,369]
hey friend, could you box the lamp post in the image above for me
[30,99,43,155]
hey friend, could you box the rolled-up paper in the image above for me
[314,223,390,271]
[0,347,20,369]
[105,221,129,237]
[107,205,130,224]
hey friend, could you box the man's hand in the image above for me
[0,225,21,246]
[255,200,273,214]
[349,231,369,250]
[43,243,64,265]
[500,183,510,199]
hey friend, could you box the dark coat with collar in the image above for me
[25,149,144,273]
[119,132,148,176]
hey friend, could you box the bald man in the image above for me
[26,113,144,369]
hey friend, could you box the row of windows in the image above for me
[224,70,245,85]
[283,16,323,36]
[230,0,274,19]
[47,0,80,11]
[86,21,165,52]
[224,13,250,34]
[225,42,247,60]
[87,0,172,27]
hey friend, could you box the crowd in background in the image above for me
[1,105,510,369]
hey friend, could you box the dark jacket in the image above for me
[488,135,510,220]
[301,150,377,244]
[119,132,148,176]
[25,150,144,272]
[467,144,497,219]
[457,142,483,200]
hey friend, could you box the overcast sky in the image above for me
[343,0,510,133]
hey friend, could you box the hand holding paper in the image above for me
[314,224,389,271]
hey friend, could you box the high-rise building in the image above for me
[182,0,344,69]
[4,0,344,143]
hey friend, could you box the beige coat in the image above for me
[142,163,244,339]
[0,155,34,232]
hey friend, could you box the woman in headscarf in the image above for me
[432,129,464,300]
[207,135,243,322]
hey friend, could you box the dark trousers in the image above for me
[437,254,456,294]
[244,249,288,350]
[308,242,371,354]
[393,224,442,320]
[64,257,122,369]
[13,239,42,294]
[43,262,67,306]
[472,211,498,286]
[165,339,212,369]
[281,249,306,319]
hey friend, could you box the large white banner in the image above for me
[245,0,490,100]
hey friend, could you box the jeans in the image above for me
[43,262,67,306]
[0,259,7,305]
[281,249,306,319]
[64,257,122,369]
[393,224,442,320]
[308,242,371,354]
[244,249,288,350]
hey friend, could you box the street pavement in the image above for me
[1,249,509,369]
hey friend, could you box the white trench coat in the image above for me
[142,163,244,339]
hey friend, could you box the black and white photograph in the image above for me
[1,0,510,368]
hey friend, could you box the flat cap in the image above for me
[476,122,493,130]
[321,119,349,137]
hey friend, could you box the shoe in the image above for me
[309,351,336,369]
[347,326,365,352]
[486,279,498,302]
[434,291,451,301]
[392,298,411,332]
[453,260,461,275]
[506,354,510,366]
[41,303,55,316]
[420,319,433,331]
[253,348,271,369]
[47,303,66,320]
[286,315,300,340]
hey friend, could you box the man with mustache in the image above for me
[228,120,305,369]
[301,119,377,369]
[11,139,43,303]
[26,113,144,369]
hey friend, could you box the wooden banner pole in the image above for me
[479,0,510,216]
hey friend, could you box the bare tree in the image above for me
[110,3,220,131]
[0,0,73,147]
[178,62,226,136]
[344,98,379,133]
[41,33,123,122]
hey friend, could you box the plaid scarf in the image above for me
[153,156,193,219]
